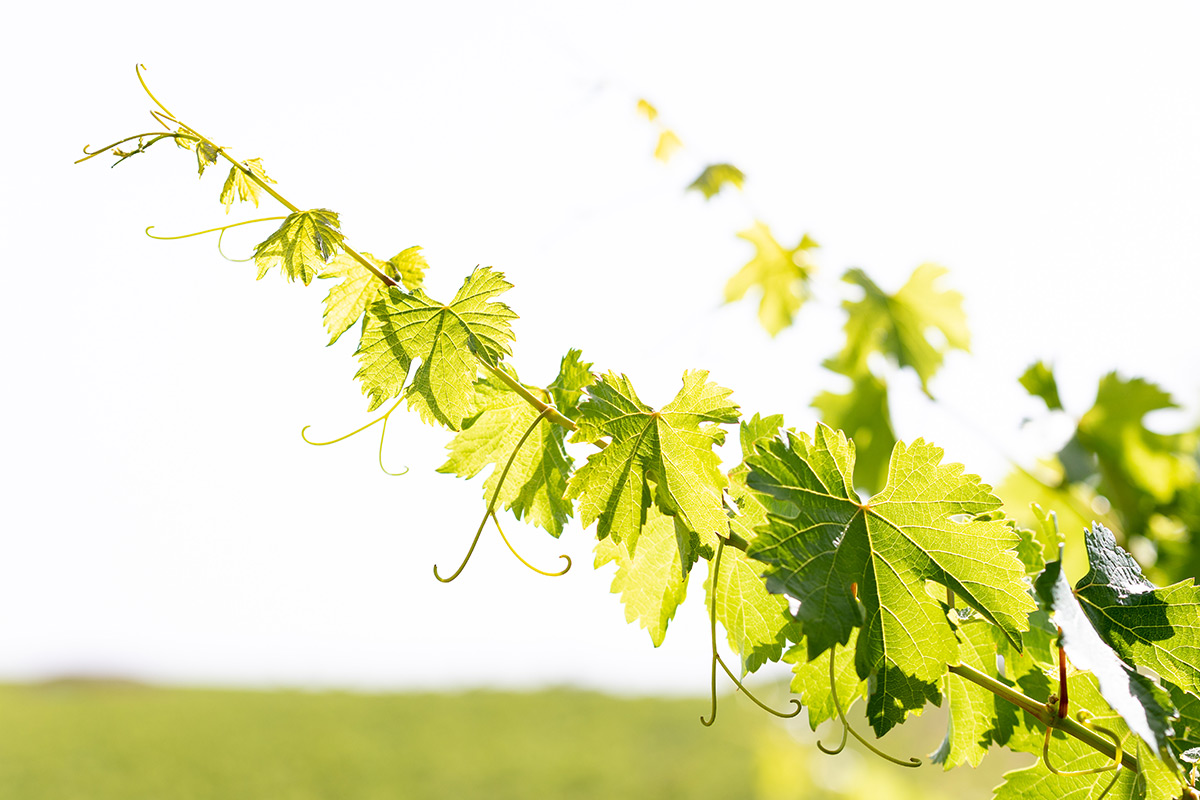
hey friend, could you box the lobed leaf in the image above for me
[725,222,817,337]
[687,163,745,199]
[706,545,798,675]
[219,158,275,213]
[811,370,896,494]
[252,209,345,286]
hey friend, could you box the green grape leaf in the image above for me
[1071,374,1199,517]
[785,636,866,732]
[1035,548,1177,755]
[994,673,1181,800]
[318,251,395,346]
[353,303,410,412]
[811,370,896,494]
[594,503,691,647]
[387,245,428,292]
[1074,522,1200,696]
[706,545,798,675]
[192,139,219,176]
[827,264,969,396]
[363,266,517,429]
[547,348,595,422]
[726,414,787,544]
[1021,360,1064,411]
[219,158,275,213]
[725,222,818,337]
[252,209,345,286]
[567,371,738,553]
[687,163,746,199]
[1166,681,1200,763]
[654,130,682,162]
[438,369,575,537]
[931,620,999,769]
[747,423,1034,735]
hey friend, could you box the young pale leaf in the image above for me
[387,245,428,292]
[706,545,798,675]
[567,371,739,553]
[635,98,658,121]
[1035,546,1177,755]
[594,504,691,647]
[725,222,817,337]
[785,635,866,732]
[252,209,345,286]
[364,267,517,429]
[353,305,411,412]
[826,264,969,396]
[811,370,896,495]
[1020,360,1064,411]
[547,349,595,421]
[747,424,1034,735]
[1074,522,1200,697]
[654,130,682,162]
[931,621,999,769]
[994,673,1180,800]
[438,367,579,537]
[319,251,393,346]
[192,139,219,176]
[687,164,746,199]
[219,158,276,213]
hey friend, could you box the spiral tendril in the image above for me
[818,643,921,768]
[1041,710,1123,776]
[489,511,571,577]
[434,407,555,583]
[301,397,409,477]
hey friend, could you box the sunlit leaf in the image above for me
[811,370,896,494]
[252,209,345,286]
[688,164,746,199]
[654,130,682,162]
[219,158,276,213]
[636,98,658,122]
[1021,360,1064,411]
[706,545,798,675]
[725,221,818,337]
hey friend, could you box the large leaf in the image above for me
[826,264,969,396]
[438,355,592,536]
[361,266,517,429]
[746,423,1033,734]
[1035,546,1177,755]
[995,673,1181,800]
[320,248,427,346]
[1074,522,1200,696]
[594,504,692,647]
[252,209,345,286]
[567,371,738,553]
[724,222,817,337]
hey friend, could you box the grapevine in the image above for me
[79,66,1200,799]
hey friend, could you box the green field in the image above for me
[0,682,1028,799]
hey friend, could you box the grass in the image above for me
[0,682,770,799]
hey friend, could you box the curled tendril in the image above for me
[301,396,409,477]
[701,538,799,726]
[136,64,181,123]
[76,133,182,165]
[489,511,571,577]
[434,407,555,583]
[145,218,287,263]
[817,643,922,768]
[1041,710,1123,776]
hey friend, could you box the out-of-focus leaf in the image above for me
[654,130,682,162]
[1020,360,1064,411]
[811,370,895,494]
[725,221,818,337]
[687,164,746,199]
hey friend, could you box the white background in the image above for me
[3,2,1198,693]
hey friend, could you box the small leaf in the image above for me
[1020,360,1064,411]
[252,209,345,286]
[688,164,746,199]
[547,348,595,421]
[654,130,682,162]
[387,245,428,292]
[785,635,866,731]
[194,140,219,176]
[1034,541,1177,755]
[725,221,818,337]
[595,504,691,646]
[219,158,276,213]
[636,99,658,121]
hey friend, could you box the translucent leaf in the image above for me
[1021,360,1064,411]
[252,209,345,286]
[811,370,896,495]
[387,245,428,292]
[654,130,682,162]
[785,634,866,731]
[361,267,517,429]
[219,158,276,213]
[594,504,691,646]
[635,98,658,121]
[725,222,818,337]
[706,545,798,675]
[747,423,1034,734]
[827,264,969,396]
[688,164,745,199]
[568,371,739,553]
[319,251,392,346]
[931,621,999,769]
[547,349,595,421]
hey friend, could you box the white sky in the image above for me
[3,2,1199,694]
